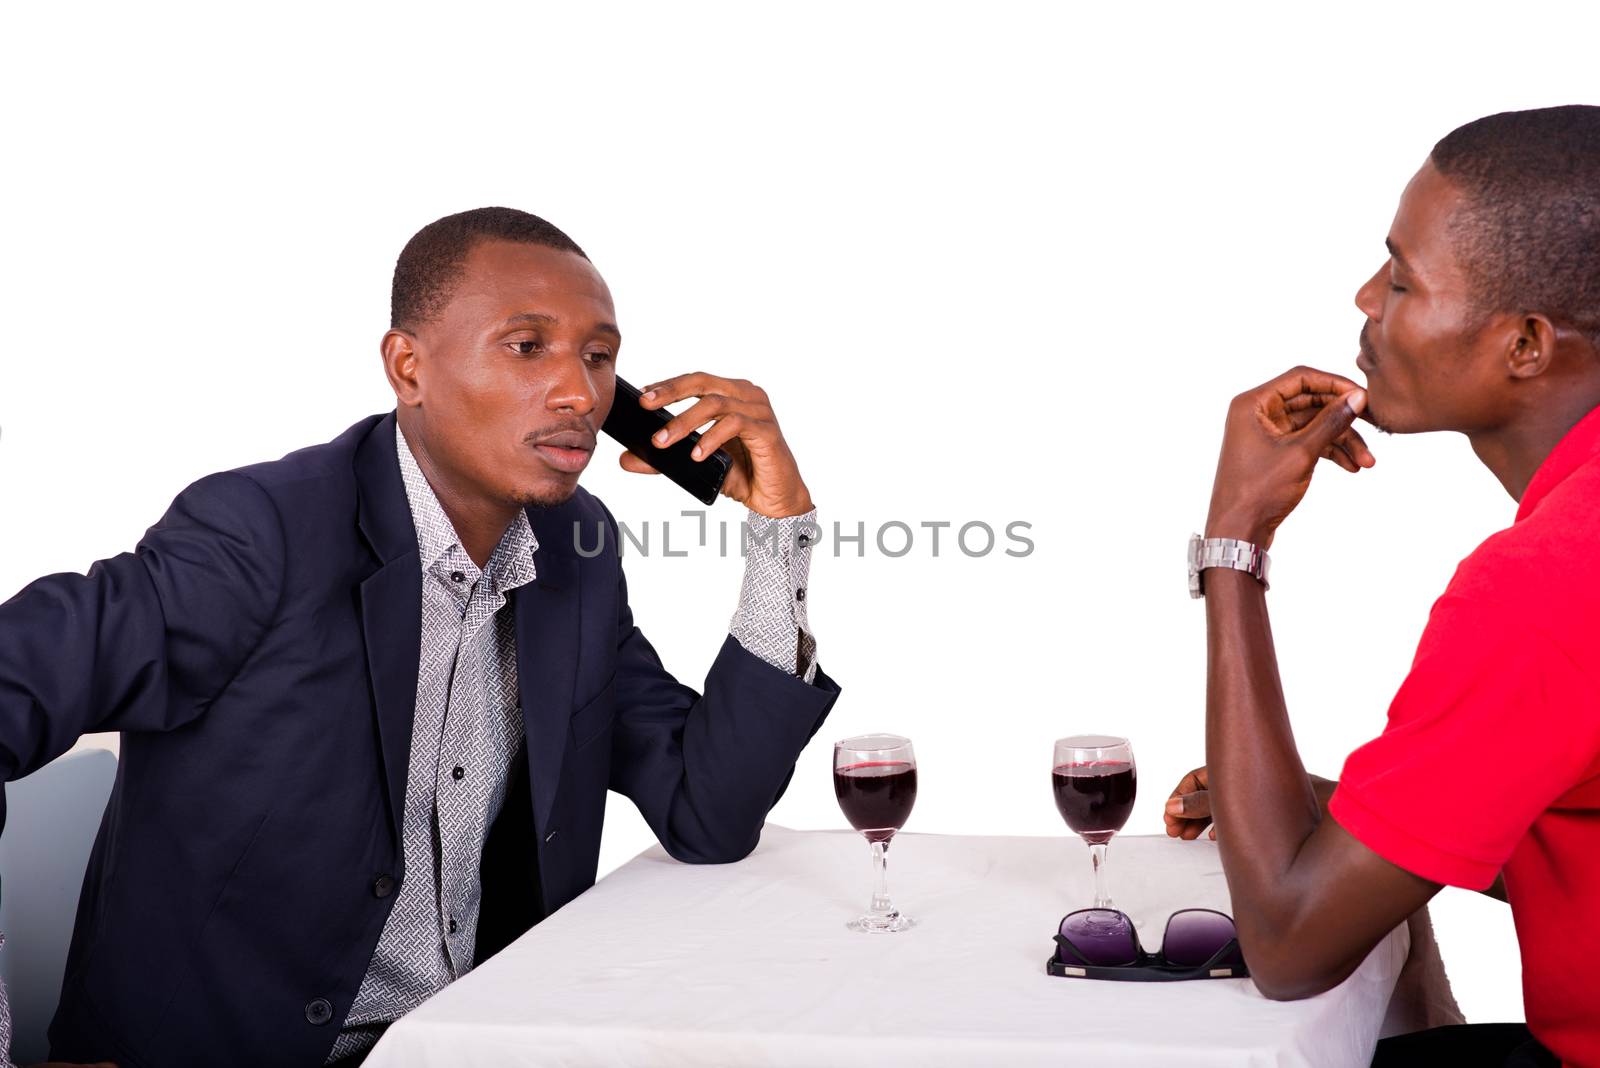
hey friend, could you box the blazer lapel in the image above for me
[516,505,582,833]
[354,413,422,849]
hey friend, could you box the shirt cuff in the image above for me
[729,508,819,684]
[0,933,12,1068]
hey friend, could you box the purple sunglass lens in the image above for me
[1059,909,1138,966]
[1162,909,1239,967]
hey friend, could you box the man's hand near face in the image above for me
[1204,366,1373,547]
[618,372,814,518]
[613,369,821,684]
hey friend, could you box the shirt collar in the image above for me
[1516,402,1600,522]
[394,423,539,592]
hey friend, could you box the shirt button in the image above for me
[448,918,459,934]
[796,587,806,601]
[305,998,333,1025]
[452,765,465,781]
[372,874,397,898]
[450,570,466,584]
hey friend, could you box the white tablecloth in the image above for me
[365,826,1427,1068]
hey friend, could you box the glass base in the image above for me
[1075,905,1146,932]
[1078,909,1129,935]
[847,911,916,933]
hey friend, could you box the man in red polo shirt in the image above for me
[1165,106,1600,1067]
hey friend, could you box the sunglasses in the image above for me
[1047,908,1249,982]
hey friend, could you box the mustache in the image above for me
[1359,323,1378,364]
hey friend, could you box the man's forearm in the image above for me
[1196,377,1446,999]
[1204,568,1447,998]
[1204,569,1322,941]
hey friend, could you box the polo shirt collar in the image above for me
[1517,401,1600,522]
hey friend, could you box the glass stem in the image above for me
[1090,841,1112,910]
[869,838,896,916]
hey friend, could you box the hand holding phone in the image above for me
[605,372,814,518]
[602,376,732,505]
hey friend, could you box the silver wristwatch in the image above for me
[1188,533,1270,599]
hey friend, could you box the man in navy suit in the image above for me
[0,207,839,1067]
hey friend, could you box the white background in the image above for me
[6,0,1597,1027]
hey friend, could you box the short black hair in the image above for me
[1430,105,1600,346]
[390,207,588,330]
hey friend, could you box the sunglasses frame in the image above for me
[1045,907,1251,982]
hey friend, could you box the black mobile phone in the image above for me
[602,376,732,506]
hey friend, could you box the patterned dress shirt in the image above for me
[327,426,818,1060]
[0,935,9,1068]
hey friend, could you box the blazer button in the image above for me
[372,874,397,898]
[305,998,333,1025]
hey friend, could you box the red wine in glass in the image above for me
[835,734,917,933]
[834,761,918,843]
[1052,761,1136,845]
[1052,736,1136,917]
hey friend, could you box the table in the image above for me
[366,826,1424,1068]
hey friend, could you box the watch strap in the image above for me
[1189,534,1271,598]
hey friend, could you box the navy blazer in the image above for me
[0,413,839,1067]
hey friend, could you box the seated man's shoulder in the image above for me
[1441,483,1600,651]
[154,414,386,547]
[227,413,384,497]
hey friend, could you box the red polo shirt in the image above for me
[1330,404,1600,1066]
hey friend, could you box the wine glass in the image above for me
[1052,735,1136,926]
[834,734,917,933]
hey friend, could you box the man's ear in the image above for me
[1506,313,1560,381]
[381,329,423,407]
